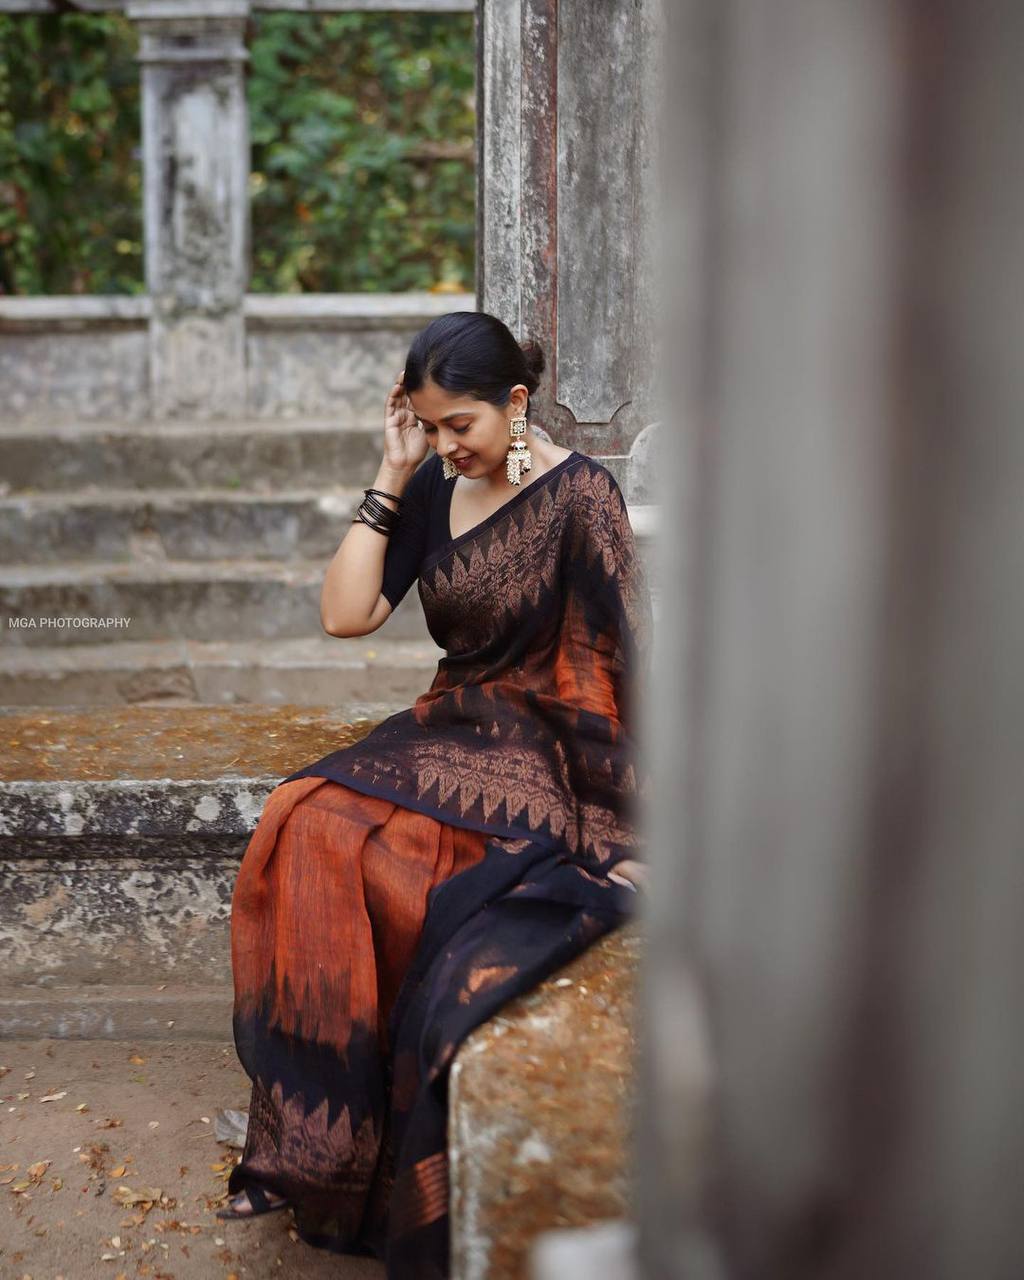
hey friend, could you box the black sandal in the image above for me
[216,1183,289,1220]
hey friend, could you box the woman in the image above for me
[220,311,653,1278]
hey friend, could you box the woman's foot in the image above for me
[216,1185,289,1219]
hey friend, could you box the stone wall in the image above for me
[0,293,475,424]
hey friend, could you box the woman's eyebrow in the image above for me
[417,410,473,426]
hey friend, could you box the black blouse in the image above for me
[379,450,586,610]
[379,451,452,609]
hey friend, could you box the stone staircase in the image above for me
[0,415,443,709]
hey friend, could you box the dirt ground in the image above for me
[0,1039,384,1280]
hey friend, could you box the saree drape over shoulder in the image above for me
[228,451,653,1278]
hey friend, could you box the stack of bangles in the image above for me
[352,487,404,535]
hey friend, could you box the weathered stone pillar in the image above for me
[128,0,250,418]
[477,0,663,464]
[642,2,1024,1278]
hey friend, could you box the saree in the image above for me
[228,452,653,1277]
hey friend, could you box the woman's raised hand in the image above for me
[383,370,429,473]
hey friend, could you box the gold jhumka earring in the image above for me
[440,414,534,482]
[505,413,533,485]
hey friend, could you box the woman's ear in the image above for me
[508,384,530,417]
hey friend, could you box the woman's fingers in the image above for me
[608,860,648,893]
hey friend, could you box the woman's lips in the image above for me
[453,454,474,468]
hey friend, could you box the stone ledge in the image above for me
[0,290,475,331]
[243,289,476,328]
[449,923,643,1280]
[0,295,151,330]
[0,704,374,850]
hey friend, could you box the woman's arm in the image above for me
[320,369,427,638]
[320,456,418,637]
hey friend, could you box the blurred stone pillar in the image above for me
[128,0,251,418]
[642,3,1024,1279]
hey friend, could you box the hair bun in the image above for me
[519,337,546,388]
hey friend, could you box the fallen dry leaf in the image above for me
[128,1055,146,1066]
[95,1117,123,1129]
[75,1103,88,1113]
[113,1184,162,1207]
[39,1091,67,1103]
[81,1142,109,1171]
[110,1165,127,1178]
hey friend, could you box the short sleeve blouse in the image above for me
[380,452,450,608]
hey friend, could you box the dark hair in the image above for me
[404,311,546,414]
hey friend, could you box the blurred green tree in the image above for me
[0,11,475,296]
[0,13,143,295]
[248,11,475,293]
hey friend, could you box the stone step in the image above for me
[0,635,443,706]
[0,487,368,564]
[0,984,234,1041]
[0,417,386,494]
[0,704,384,989]
[0,557,430,646]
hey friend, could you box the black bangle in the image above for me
[361,491,397,516]
[365,487,403,505]
[352,511,391,535]
[359,493,401,528]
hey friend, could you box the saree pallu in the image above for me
[228,773,637,1277]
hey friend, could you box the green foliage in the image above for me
[247,12,476,293]
[0,14,143,295]
[0,11,475,296]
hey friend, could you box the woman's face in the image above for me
[407,376,529,477]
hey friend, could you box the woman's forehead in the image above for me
[408,380,481,418]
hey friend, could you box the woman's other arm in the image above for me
[320,370,427,638]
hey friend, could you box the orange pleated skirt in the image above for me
[228,775,492,1253]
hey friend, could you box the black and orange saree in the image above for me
[228,452,652,1278]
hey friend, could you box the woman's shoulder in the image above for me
[563,450,627,506]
